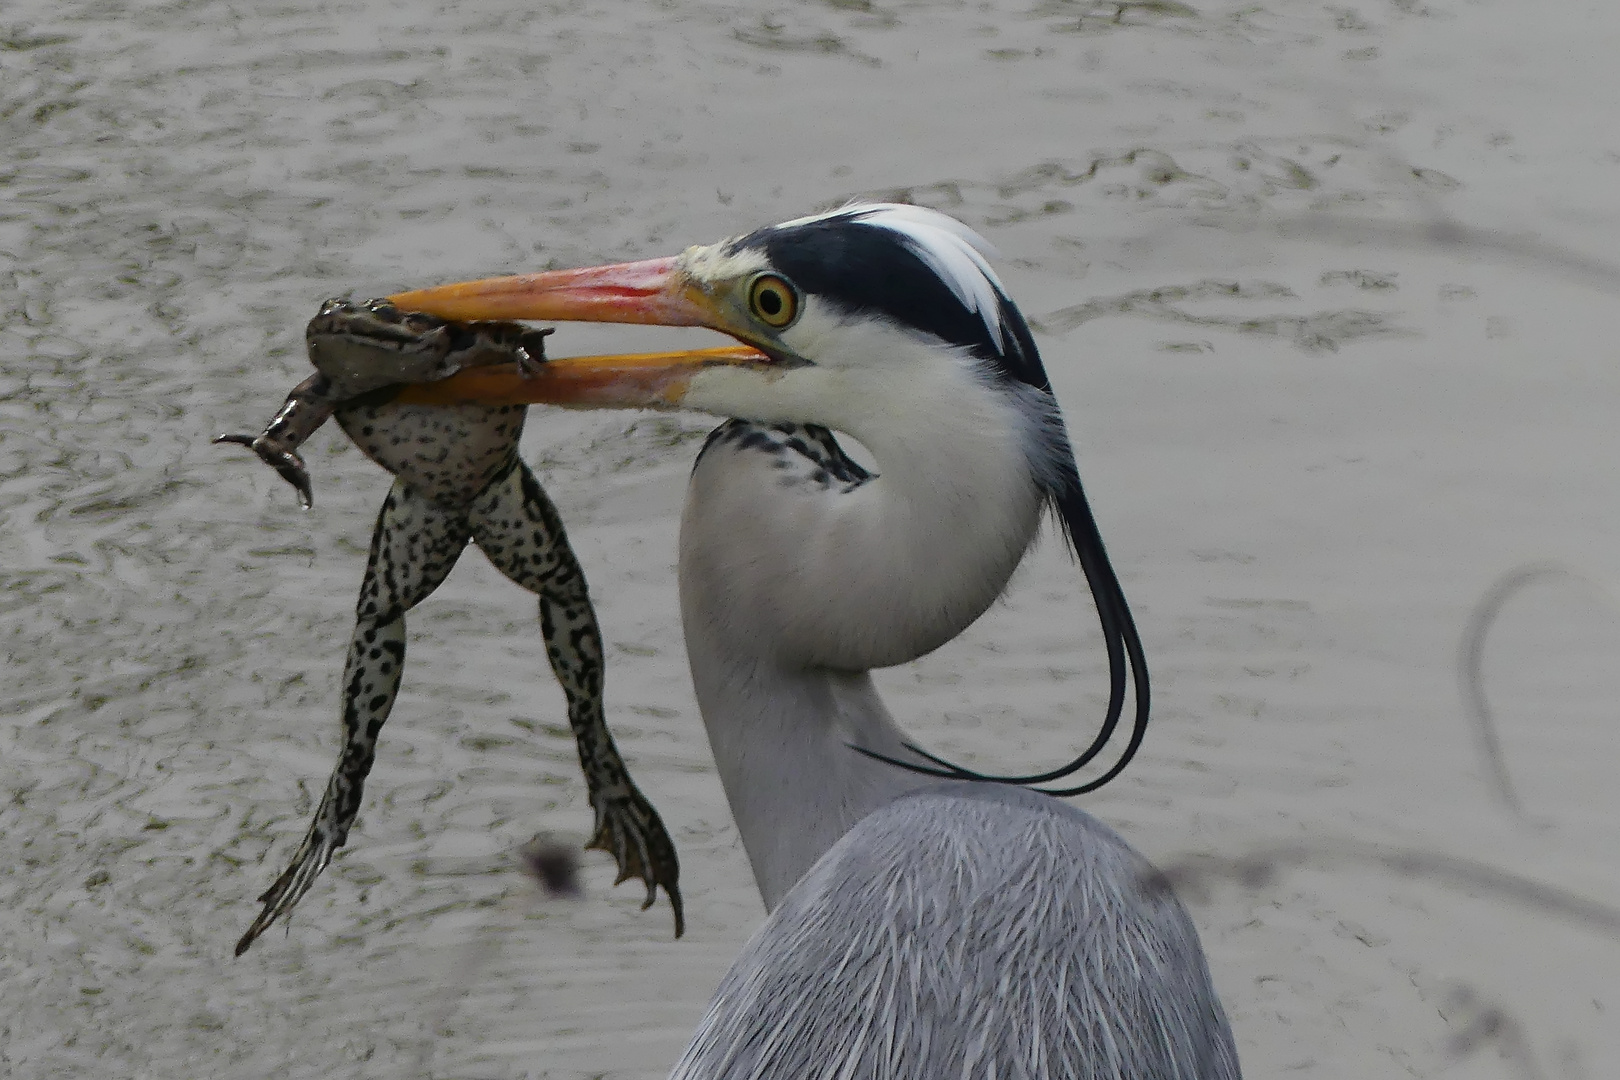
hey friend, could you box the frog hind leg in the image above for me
[467,458,684,938]
[236,478,470,956]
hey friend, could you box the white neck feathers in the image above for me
[677,328,1049,905]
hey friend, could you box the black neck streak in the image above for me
[697,419,874,494]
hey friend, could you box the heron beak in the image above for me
[390,256,707,327]
[387,257,772,408]
[391,345,764,408]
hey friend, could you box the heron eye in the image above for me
[747,274,799,329]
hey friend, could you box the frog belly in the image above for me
[334,401,526,508]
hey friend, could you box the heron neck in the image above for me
[677,369,1047,907]
[677,640,951,909]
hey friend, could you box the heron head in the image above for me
[390,205,1057,447]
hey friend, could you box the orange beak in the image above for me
[386,257,771,408]
[391,345,764,408]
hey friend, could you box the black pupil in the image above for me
[758,287,783,316]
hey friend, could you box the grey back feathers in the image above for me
[670,785,1241,1080]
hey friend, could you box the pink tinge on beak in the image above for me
[387,255,711,327]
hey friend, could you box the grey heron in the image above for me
[391,205,1241,1079]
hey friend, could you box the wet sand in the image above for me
[3,1,1619,1076]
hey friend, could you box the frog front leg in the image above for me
[236,479,470,955]
[468,459,684,937]
[215,373,341,509]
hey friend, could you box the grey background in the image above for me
[3,1,1618,1077]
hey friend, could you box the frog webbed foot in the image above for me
[235,801,344,956]
[214,432,315,509]
[587,787,685,938]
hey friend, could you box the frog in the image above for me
[217,298,682,956]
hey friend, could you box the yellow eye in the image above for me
[747,273,799,329]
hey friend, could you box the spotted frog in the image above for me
[218,298,682,955]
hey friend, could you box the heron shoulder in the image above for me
[796,783,1191,933]
[671,784,1241,1080]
